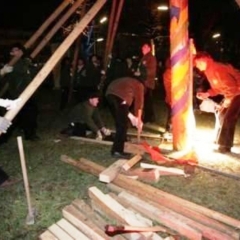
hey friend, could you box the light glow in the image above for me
[99,17,107,24]
[96,38,104,42]
[157,5,169,11]
[212,33,221,39]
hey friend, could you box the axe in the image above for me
[105,224,167,234]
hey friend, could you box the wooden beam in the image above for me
[140,162,186,176]
[3,0,107,125]
[122,168,160,183]
[39,230,59,240]
[56,218,90,240]
[62,205,109,240]
[60,155,240,230]
[108,183,239,239]
[71,199,126,240]
[48,223,74,240]
[112,192,201,239]
[99,159,127,183]
[30,0,85,59]
[70,136,146,155]
[143,123,165,133]
[122,155,142,171]
[88,186,163,240]
[111,130,161,139]
[118,191,238,240]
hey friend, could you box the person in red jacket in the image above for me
[134,43,157,123]
[106,77,144,159]
[194,52,240,153]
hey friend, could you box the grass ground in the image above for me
[0,86,240,240]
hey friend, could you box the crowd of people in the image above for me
[1,40,240,186]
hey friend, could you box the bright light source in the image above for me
[96,38,104,42]
[157,5,168,11]
[100,17,107,24]
[212,33,221,39]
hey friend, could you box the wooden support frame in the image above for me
[3,0,107,125]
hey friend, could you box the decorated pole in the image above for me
[170,0,195,150]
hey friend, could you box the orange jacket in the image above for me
[204,59,240,107]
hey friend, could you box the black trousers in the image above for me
[17,99,38,139]
[143,88,155,123]
[0,167,9,185]
[107,94,129,153]
[216,95,240,148]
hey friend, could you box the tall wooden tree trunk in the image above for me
[170,0,195,150]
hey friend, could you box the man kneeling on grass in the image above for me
[61,91,111,140]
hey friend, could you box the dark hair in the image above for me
[88,91,101,99]
[194,51,212,60]
[11,43,27,54]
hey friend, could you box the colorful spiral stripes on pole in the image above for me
[170,0,194,150]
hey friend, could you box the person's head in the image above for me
[78,58,84,66]
[10,43,26,57]
[88,91,100,107]
[141,43,151,55]
[89,97,99,107]
[194,52,212,72]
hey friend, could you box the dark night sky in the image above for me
[0,0,239,49]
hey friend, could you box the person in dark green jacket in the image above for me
[61,91,111,140]
[3,43,39,141]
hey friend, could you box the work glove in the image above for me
[0,65,13,76]
[0,117,11,133]
[0,98,21,110]
[101,127,111,136]
[128,113,143,132]
[96,130,103,141]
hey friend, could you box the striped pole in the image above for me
[170,0,195,150]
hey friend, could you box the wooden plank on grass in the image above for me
[124,142,145,155]
[62,205,109,240]
[140,162,185,176]
[99,159,127,183]
[122,155,142,171]
[117,191,202,240]
[61,156,240,230]
[122,168,160,182]
[143,123,165,133]
[70,136,113,145]
[39,230,59,240]
[48,223,74,240]
[119,191,238,240]
[111,129,162,139]
[56,218,90,240]
[88,186,163,240]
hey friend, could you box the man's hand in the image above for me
[0,98,21,110]
[196,92,210,100]
[0,65,13,76]
[128,112,143,132]
[101,127,111,136]
[96,130,103,141]
[0,117,11,133]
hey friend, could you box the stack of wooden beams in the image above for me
[39,156,240,239]
[39,186,174,240]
